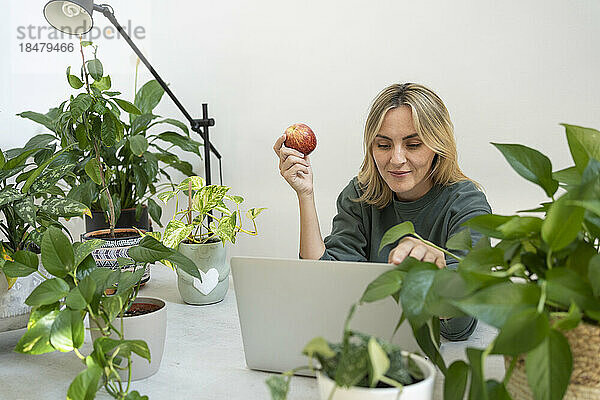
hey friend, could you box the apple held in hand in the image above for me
[284,123,317,155]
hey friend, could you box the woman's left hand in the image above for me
[388,237,446,269]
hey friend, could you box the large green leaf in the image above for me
[526,329,572,400]
[147,198,162,228]
[400,265,438,328]
[28,164,74,195]
[39,197,91,219]
[91,75,111,91]
[3,250,38,277]
[148,118,189,135]
[157,132,203,156]
[134,80,165,115]
[15,310,59,354]
[446,228,472,251]
[84,158,102,185]
[74,239,105,268]
[562,124,600,174]
[444,360,469,400]
[367,337,390,387]
[462,214,512,238]
[17,111,56,132]
[14,197,36,227]
[542,195,585,251]
[215,212,238,244]
[492,308,549,356]
[87,59,103,81]
[162,219,194,249]
[66,66,84,89]
[67,357,103,400]
[302,336,336,359]
[452,282,539,328]
[25,278,70,306]
[50,309,85,352]
[100,112,117,147]
[22,146,73,194]
[65,287,88,310]
[492,143,558,197]
[467,348,487,400]
[552,166,582,186]
[114,98,142,115]
[70,93,94,121]
[545,267,600,311]
[379,221,415,253]
[497,216,542,239]
[129,135,149,157]
[335,343,369,387]
[2,148,38,171]
[0,187,24,207]
[41,227,74,277]
[360,268,405,303]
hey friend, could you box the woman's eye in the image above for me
[376,144,391,149]
[407,143,422,149]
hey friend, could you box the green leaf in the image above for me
[74,239,105,268]
[367,337,390,387]
[84,158,102,185]
[265,376,290,400]
[462,214,512,238]
[497,216,543,239]
[552,166,582,186]
[400,266,437,328]
[360,268,405,303]
[2,148,38,170]
[157,132,203,156]
[193,185,230,215]
[542,195,585,251]
[14,197,36,227]
[452,282,540,328]
[25,278,70,306]
[247,207,266,220]
[22,146,73,194]
[129,135,149,156]
[149,118,189,135]
[492,308,549,356]
[302,337,336,359]
[492,143,558,197]
[162,219,194,249]
[0,187,24,207]
[134,80,165,115]
[553,302,582,331]
[29,163,74,195]
[379,221,415,253]
[444,360,469,400]
[589,255,600,298]
[41,227,74,278]
[91,75,111,91]
[65,287,88,310]
[215,212,237,244]
[67,358,102,400]
[114,98,142,115]
[66,66,84,89]
[147,198,162,228]
[176,176,206,192]
[562,124,600,174]
[39,197,91,218]
[157,190,176,204]
[87,59,103,81]
[101,112,117,147]
[124,391,149,400]
[116,268,145,294]
[567,200,600,217]
[486,380,511,400]
[446,228,472,251]
[15,310,59,354]
[17,111,56,132]
[526,329,572,400]
[70,93,94,121]
[50,309,85,352]
[3,250,38,277]
[466,348,487,400]
[546,267,600,311]
[335,344,369,387]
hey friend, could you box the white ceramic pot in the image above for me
[176,241,229,305]
[317,352,435,400]
[90,297,167,381]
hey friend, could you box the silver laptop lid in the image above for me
[231,256,420,375]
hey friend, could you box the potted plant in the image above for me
[18,41,204,283]
[265,305,436,400]
[155,176,265,304]
[5,226,199,399]
[372,123,600,399]
[0,135,89,332]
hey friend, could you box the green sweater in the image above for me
[320,178,492,269]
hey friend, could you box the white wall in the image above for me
[2,0,599,259]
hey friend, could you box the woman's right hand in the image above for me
[273,134,314,197]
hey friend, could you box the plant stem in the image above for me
[414,233,462,261]
[503,356,518,386]
[94,140,116,237]
[537,280,547,314]
[546,250,553,270]
[79,37,91,93]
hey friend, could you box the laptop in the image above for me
[230,256,420,376]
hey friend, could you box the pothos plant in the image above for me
[265,304,425,400]
[3,227,199,400]
[155,176,266,249]
[364,123,600,400]
[18,40,203,232]
[0,135,89,288]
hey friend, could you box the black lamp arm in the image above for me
[93,3,221,185]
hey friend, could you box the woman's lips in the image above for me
[389,171,410,177]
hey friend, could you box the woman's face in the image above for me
[372,106,436,201]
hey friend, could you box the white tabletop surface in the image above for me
[0,265,505,400]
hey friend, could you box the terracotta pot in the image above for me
[90,296,167,381]
[317,352,435,400]
[505,321,600,399]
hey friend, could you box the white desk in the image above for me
[0,266,504,400]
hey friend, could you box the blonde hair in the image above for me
[356,83,478,208]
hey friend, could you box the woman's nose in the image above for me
[391,146,406,164]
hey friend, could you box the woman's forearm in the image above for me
[297,193,326,259]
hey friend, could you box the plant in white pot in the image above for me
[265,305,436,400]
[154,176,265,305]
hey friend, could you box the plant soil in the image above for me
[125,302,162,317]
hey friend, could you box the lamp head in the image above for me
[43,0,95,35]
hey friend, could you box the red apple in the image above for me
[284,123,317,155]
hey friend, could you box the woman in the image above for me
[273,83,491,341]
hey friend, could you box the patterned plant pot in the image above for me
[82,228,150,285]
[505,322,600,399]
[176,241,229,305]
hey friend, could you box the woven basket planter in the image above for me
[505,322,600,399]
